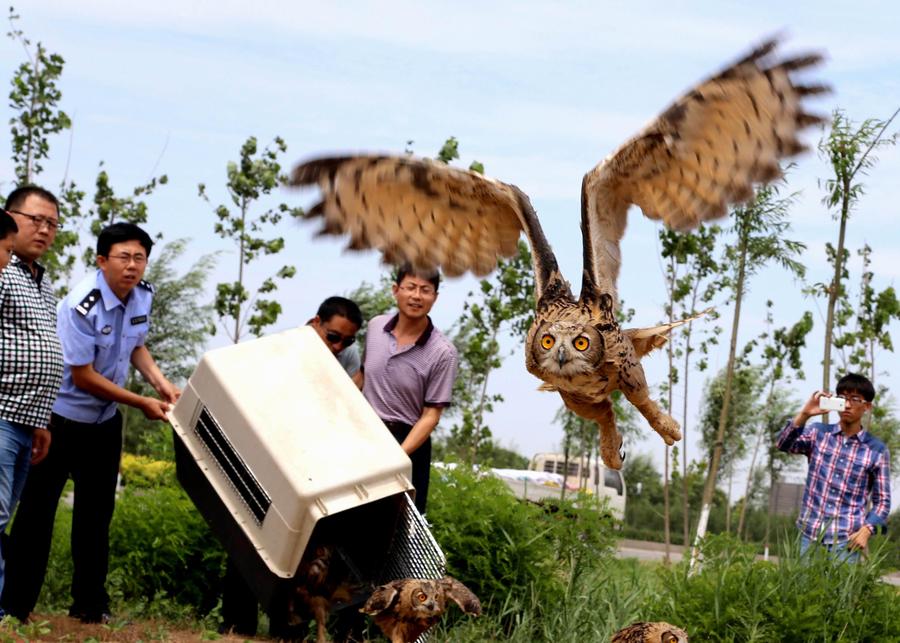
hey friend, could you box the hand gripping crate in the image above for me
[170,326,446,619]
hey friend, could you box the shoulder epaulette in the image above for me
[74,289,102,317]
[138,280,154,293]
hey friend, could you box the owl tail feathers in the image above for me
[625,307,713,358]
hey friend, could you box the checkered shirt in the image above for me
[0,256,65,429]
[777,420,891,543]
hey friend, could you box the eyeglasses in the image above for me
[6,209,63,231]
[841,395,868,406]
[325,330,356,348]
[106,253,148,265]
[398,283,436,296]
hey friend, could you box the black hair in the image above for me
[394,262,441,292]
[4,185,60,216]
[836,372,876,402]
[316,296,363,327]
[97,222,154,257]
[0,209,19,240]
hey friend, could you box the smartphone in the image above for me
[819,395,846,412]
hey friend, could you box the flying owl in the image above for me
[611,621,690,643]
[359,576,481,643]
[290,39,828,469]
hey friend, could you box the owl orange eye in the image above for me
[416,592,428,603]
[573,336,590,351]
[541,334,555,350]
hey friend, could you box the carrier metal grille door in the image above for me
[193,406,272,525]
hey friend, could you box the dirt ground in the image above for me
[0,613,270,642]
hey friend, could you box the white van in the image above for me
[491,452,626,521]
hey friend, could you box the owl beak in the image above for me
[557,345,568,368]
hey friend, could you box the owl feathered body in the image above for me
[611,621,689,643]
[290,38,828,469]
[360,576,481,643]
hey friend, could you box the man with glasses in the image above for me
[777,372,891,562]
[362,263,458,515]
[0,186,65,620]
[2,222,180,624]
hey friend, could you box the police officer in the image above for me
[1,222,180,624]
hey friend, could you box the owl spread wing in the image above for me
[580,38,829,307]
[290,156,561,300]
[439,576,482,615]
[625,308,713,357]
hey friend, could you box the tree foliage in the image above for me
[199,136,303,342]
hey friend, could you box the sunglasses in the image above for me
[325,330,356,348]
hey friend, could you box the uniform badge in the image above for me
[101,325,112,335]
[131,315,148,326]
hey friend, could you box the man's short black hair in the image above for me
[0,209,19,240]
[836,372,876,402]
[4,185,60,216]
[317,296,363,328]
[394,263,441,292]
[97,222,154,257]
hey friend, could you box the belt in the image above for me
[384,420,412,434]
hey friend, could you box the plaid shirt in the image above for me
[0,255,64,429]
[777,420,891,543]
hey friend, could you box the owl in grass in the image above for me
[291,39,827,469]
[612,621,690,643]
[360,576,481,643]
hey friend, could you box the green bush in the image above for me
[427,464,618,633]
[107,486,225,613]
[647,533,900,642]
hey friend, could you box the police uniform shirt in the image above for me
[53,269,153,424]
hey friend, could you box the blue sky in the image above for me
[2,1,899,493]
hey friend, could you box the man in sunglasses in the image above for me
[308,296,364,389]
[220,295,363,637]
[2,222,179,624]
[0,186,65,620]
[777,372,891,562]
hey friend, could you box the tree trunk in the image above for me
[471,324,500,464]
[822,177,851,392]
[663,256,676,561]
[681,279,702,547]
[691,237,747,568]
[737,377,777,538]
[234,204,247,344]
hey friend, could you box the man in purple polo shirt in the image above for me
[777,372,891,562]
[363,264,458,514]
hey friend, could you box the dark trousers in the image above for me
[384,421,431,515]
[0,411,122,619]
[220,557,260,636]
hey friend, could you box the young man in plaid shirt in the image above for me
[777,373,891,562]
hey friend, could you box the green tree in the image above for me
[447,240,534,463]
[5,7,86,287]
[199,136,303,343]
[736,304,812,539]
[345,273,396,347]
[658,224,721,555]
[815,108,899,392]
[693,181,805,561]
[6,6,70,184]
[427,137,535,464]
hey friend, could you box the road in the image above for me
[615,538,900,587]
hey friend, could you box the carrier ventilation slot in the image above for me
[194,406,271,524]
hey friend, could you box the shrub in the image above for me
[107,485,225,613]
[647,533,900,642]
[427,464,618,634]
[119,453,177,488]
